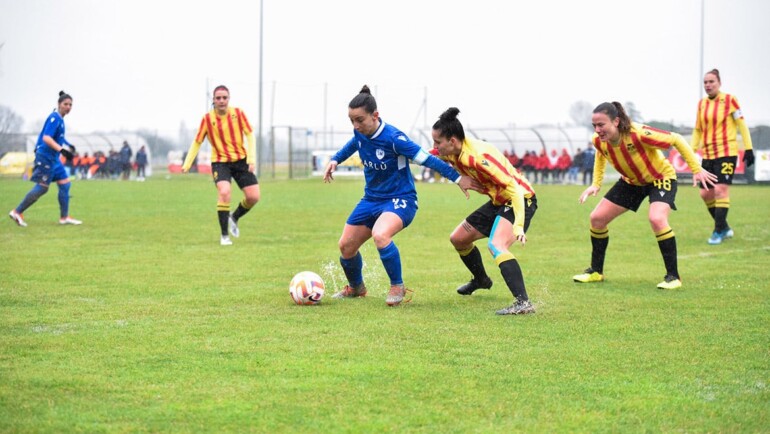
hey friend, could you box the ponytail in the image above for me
[593,101,631,136]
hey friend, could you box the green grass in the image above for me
[1,174,768,433]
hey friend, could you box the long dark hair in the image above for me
[593,102,632,136]
[348,85,377,114]
[58,90,72,103]
[432,107,465,141]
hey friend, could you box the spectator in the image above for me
[71,152,80,179]
[108,150,121,179]
[135,145,148,181]
[522,151,536,181]
[78,152,91,179]
[546,149,559,183]
[119,141,132,180]
[581,146,595,185]
[568,148,583,184]
[505,149,520,168]
[536,150,549,184]
[556,148,572,184]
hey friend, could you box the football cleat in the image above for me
[386,284,412,306]
[573,268,604,283]
[456,276,493,296]
[495,299,535,315]
[707,231,723,245]
[220,235,233,246]
[657,274,682,290]
[59,216,82,225]
[332,284,367,299]
[9,210,27,227]
[228,214,240,238]
[723,228,734,239]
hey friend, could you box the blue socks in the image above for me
[340,242,404,287]
[16,184,48,214]
[58,182,71,218]
[378,241,403,286]
[340,251,364,288]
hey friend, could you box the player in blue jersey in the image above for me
[9,91,82,227]
[323,85,480,306]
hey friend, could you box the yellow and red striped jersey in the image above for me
[691,92,753,159]
[434,138,535,234]
[591,123,701,187]
[183,107,255,171]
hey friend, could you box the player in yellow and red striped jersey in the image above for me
[574,102,717,290]
[690,69,755,245]
[182,85,260,246]
[431,107,537,315]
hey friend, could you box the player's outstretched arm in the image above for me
[456,175,483,199]
[692,168,718,188]
[578,185,600,204]
[323,160,338,183]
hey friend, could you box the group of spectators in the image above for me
[419,145,597,185]
[62,141,148,181]
[502,147,595,185]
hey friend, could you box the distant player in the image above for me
[691,69,755,245]
[431,107,537,315]
[323,85,479,306]
[9,90,82,227]
[573,102,717,290]
[183,85,259,246]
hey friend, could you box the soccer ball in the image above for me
[289,271,325,305]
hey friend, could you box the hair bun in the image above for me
[359,85,371,95]
[59,90,66,97]
[440,107,460,122]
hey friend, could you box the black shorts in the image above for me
[466,196,538,237]
[700,156,737,188]
[604,178,677,212]
[211,159,258,188]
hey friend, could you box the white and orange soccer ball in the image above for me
[289,271,325,305]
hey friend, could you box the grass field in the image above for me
[1,174,768,432]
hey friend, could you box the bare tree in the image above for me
[0,105,24,143]
[569,100,594,131]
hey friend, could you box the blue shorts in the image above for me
[31,160,69,185]
[346,196,418,229]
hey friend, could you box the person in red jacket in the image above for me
[556,148,572,184]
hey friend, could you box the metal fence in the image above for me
[259,125,593,179]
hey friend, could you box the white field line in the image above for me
[679,244,770,260]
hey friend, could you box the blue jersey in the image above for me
[35,111,69,165]
[332,120,459,200]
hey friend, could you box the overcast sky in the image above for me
[1,0,768,141]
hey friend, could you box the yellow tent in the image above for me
[0,152,34,176]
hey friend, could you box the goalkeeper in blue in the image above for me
[9,91,82,227]
[323,85,480,306]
